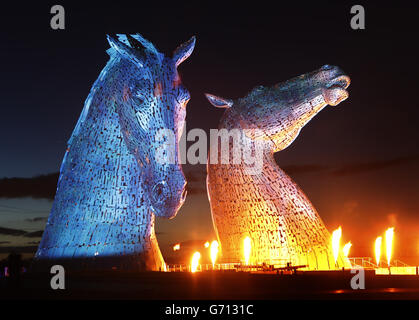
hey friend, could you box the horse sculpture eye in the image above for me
[133,96,144,105]
[178,88,190,108]
[181,97,190,108]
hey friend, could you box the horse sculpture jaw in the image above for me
[322,71,350,106]
[150,176,187,219]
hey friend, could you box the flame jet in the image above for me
[385,228,394,266]
[205,65,351,270]
[244,237,251,265]
[375,236,382,266]
[342,242,352,258]
[210,240,219,267]
[191,252,201,272]
[332,227,342,264]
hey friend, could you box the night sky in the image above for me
[1,2,418,264]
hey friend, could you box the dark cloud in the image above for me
[23,230,43,238]
[0,246,37,254]
[0,241,11,245]
[0,227,43,238]
[0,169,210,197]
[0,173,58,199]
[0,226,27,236]
[284,155,419,177]
[282,164,328,175]
[0,155,417,199]
[25,241,40,245]
[331,155,419,176]
[25,217,48,223]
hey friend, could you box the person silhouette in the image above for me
[7,252,22,288]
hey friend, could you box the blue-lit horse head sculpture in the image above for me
[35,34,195,271]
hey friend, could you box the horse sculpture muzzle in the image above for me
[318,65,351,106]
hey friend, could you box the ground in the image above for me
[1,270,419,300]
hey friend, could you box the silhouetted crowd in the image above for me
[0,252,30,288]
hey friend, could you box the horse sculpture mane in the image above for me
[206,65,352,270]
[35,33,195,271]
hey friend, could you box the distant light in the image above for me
[204,241,210,248]
[173,243,180,251]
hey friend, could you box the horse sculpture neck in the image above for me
[36,56,162,271]
[35,33,196,272]
[208,112,347,269]
[206,65,351,270]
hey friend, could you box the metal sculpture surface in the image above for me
[206,65,351,270]
[35,34,195,271]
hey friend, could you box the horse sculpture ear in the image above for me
[205,93,234,109]
[173,36,196,67]
[107,34,145,67]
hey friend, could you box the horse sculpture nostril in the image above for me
[152,181,167,201]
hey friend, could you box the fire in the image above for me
[191,251,201,273]
[244,236,251,265]
[385,227,394,266]
[331,226,342,264]
[173,243,180,251]
[342,241,352,257]
[210,240,219,267]
[375,236,382,266]
[204,241,210,248]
